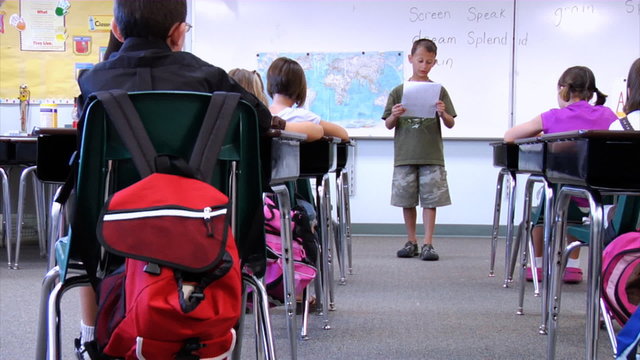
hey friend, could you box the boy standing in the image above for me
[382,38,456,261]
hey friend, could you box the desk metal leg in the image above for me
[547,187,602,360]
[335,170,347,285]
[14,166,36,269]
[490,169,506,277]
[503,171,517,287]
[343,173,353,276]
[0,167,11,269]
[539,181,554,334]
[271,184,298,359]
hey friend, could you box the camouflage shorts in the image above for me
[391,165,451,208]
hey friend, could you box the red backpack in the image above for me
[86,90,243,359]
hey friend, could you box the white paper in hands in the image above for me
[401,82,442,118]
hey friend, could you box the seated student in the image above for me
[266,57,350,142]
[228,68,269,105]
[610,58,640,130]
[504,65,617,284]
[74,1,276,358]
[77,0,273,135]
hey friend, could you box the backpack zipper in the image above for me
[103,206,226,221]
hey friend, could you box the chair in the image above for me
[35,91,275,360]
[560,195,640,352]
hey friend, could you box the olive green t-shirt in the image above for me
[382,83,456,166]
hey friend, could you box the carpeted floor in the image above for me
[0,236,615,359]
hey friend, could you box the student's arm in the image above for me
[436,100,455,128]
[384,104,405,129]
[285,122,324,142]
[319,120,349,141]
[504,115,543,142]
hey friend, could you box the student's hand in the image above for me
[436,100,446,116]
[270,116,287,130]
[436,100,455,129]
[391,103,406,117]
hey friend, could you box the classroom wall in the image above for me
[2,0,639,236]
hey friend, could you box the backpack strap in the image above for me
[93,90,240,182]
[619,116,635,131]
[93,90,157,178]
[189,92,240,183]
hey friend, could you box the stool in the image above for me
[334,140,355,285]
[489,142,518,285]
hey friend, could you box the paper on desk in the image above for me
[401,82,442,118]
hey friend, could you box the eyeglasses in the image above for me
[184,22,193,33]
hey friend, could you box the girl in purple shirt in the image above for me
[504,66,617,284]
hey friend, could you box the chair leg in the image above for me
[1,167,12,269]
[47,274,91,360]
[271,184,298,359]
[235,273,276,360]
[600,298,617,357]
[35,266,61,360]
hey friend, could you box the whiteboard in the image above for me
[192,0,514,139]
[191,0,640,139]
[513,0,640,125]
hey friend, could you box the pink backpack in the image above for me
[261,195,317,304]
[602,231,640,326]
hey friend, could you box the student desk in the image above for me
[0,135,37,269]
[335,140,355,285]
[267,129,306,359]
[541,130,640,360]
[298,135,341,333]
[489,142,519,285]
[13,128,76,269]
[512,136,557,336]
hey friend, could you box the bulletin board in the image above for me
[0,0,113,104]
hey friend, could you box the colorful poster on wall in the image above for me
[0,0,113,103]
[19,0,65,51]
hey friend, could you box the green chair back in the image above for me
[567,195,640,244]
[63,91,265,282]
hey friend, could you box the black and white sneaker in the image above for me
[420,244,439,261]
[74,337,89,360]
[396,241,419,258]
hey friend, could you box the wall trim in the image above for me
[352,223,509,238]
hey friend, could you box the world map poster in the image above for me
[257,51,403,137]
